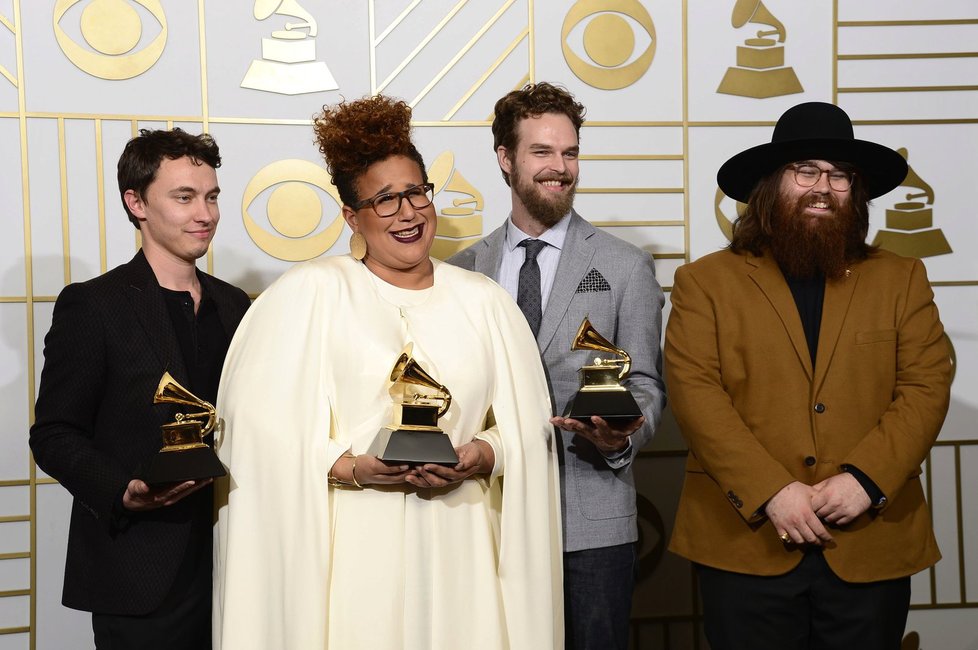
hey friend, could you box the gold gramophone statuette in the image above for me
[563,317,642,422]
[141,372,227,484]
[368,344,459,466]
[716,0,803,99]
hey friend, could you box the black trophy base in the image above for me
[141,446,227,485]
[371,428,459,466]
[563,389,642,424]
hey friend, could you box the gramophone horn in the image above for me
[732,0,786,42]
[388,344,452,417]
[571,317,631,379]
[446,168,484,212]
[154,372,216,436]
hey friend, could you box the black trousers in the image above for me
[696,550,911,650]
[92,538,211,650]
[92,594,209,650]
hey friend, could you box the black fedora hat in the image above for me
[717,102,908,203]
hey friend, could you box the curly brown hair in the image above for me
[313,95,427,207]
[491,82,586,186]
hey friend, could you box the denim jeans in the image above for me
[563,542,637,650]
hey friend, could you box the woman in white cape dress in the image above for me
[212,96,562,649]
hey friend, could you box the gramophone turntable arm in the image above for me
[404,392,452,417]
[591,355,629,377]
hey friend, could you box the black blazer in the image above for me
[30,250,251,615]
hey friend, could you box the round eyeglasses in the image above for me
[352,183,435,217]
[788,164,854,192]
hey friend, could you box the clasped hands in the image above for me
[765,474,872,546]
[329,440,495,490]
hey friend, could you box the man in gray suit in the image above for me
[448,82,666,650]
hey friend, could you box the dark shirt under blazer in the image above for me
[30,250,251,615]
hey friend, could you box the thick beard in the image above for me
[768,191,863,281]
[511,160,577,228]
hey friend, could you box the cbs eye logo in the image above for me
[561,0,656,90]
[53,0,167,80]
[241,159,345,262]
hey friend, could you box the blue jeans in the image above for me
[564,542,637,650]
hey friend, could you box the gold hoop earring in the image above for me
[350,231,367,261]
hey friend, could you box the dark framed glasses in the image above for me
[351,183,435,217]
[788,164,854,192]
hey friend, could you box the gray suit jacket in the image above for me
[448,211,665,551]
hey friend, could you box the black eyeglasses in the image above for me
[788,164,854,192]
[351,183,435,217]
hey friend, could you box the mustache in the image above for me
[533,172,574,184]
[797,192,841,213]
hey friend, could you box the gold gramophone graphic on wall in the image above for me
[717,0,803,98]
[428,152,485,260]
[563,317,642,422]
[872,148,952,258]
[141,372,227,485]
[369,344,460,466]
[241,0,338,95]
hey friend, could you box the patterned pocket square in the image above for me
[576,268,611,293]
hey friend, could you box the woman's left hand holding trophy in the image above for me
[408,439,495,488]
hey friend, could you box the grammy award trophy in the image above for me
[370,344,459,466]
[141,372,227,484]
[563,317,642,423]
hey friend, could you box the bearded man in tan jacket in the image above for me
[665,102,951,650]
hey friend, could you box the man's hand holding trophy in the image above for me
[140,372,227,485]
[122,373,227,513]
[550,317,646,455]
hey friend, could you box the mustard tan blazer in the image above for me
[665,248,951,583]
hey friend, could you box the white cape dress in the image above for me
[213,256,562,649]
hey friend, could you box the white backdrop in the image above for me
[1,1,976,648]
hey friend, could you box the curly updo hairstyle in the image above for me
[313,95,428,207]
